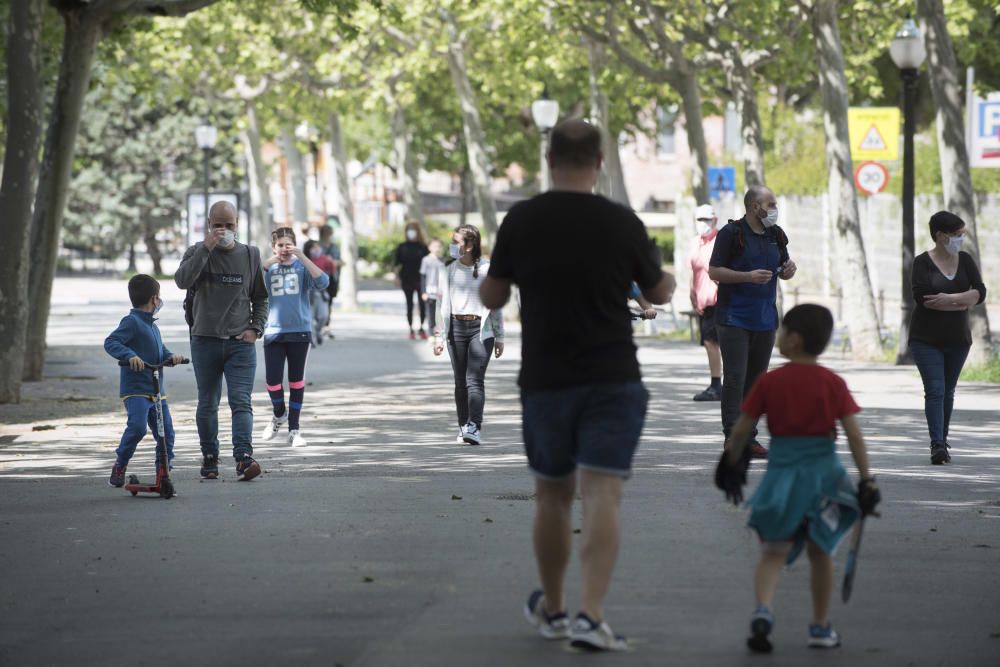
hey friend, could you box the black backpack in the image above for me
[727,218,789,259]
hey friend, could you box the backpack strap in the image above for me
[727,219,746,257]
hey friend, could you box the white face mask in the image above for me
[406,229,418,241]
[221,229,236,247]
[153,298,164,315]
[945,234,963,255]
[449,243,462,259]
[695,220,713,237]
[761,207,779,228]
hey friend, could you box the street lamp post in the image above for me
[195,123,218,227]
[531,86,559,192]
[890,17,926,365]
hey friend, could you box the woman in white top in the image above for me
[433,225,505,444]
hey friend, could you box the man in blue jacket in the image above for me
[104,274,186,487]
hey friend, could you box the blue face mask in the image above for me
[153,297,164,315]
[449,243,462,259]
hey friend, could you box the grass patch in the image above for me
[960,356,1000,383]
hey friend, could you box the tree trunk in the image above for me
[442,12,497,242]
[387,89,425,228]
[242,99,271,251]
[0,0,45,403]
[144,219,163,276]
[587,39,630,206]
[919,0,993,364]
[329,112,358,310]
[675,70,710,205]
[459,165,471,227]
[731,62,766,187]
[24,13,102,382]
[810,0,883,358]
[280,126,309,227]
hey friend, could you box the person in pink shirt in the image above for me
[689,204,722,401]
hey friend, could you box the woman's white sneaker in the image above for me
[288,429,307,447]
[260,414,287,441]
[569,613,627,652]
[523,590,570,639]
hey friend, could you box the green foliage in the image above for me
[647,228,674,265]
[960,356,1000,383]
[357,233,402,275]
[761,102,829,196]
[62,64,241,258]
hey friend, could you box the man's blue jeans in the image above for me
[910,340,970,443]
[191,335,257,459]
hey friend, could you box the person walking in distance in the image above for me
[393,220,429,340]
[708,186,797,459]
[421,238,445,337]
[174,201,268,481]
[433,226,504,445]
[260,228,330,447]
[689,203,723,401]
[480,119,674,651]
[908,211,987,464]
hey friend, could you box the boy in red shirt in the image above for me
[715,304,881,653]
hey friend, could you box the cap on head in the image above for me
[694,204,716,220]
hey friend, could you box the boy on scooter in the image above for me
[104,275,185,487]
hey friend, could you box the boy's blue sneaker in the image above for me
[109,462,126,488]
[808,623,841,648]
[523,590,570,639]
[747,605,774,653]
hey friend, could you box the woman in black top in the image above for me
[393,220,430,340]
[908,211,987,465]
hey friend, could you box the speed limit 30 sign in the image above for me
[854,161,889,195]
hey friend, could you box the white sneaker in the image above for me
[462,423,481,446]
[288,429,307,447]
[569,613,627,652]
[260,414,287,441]
[524,590,570,639]
[455,426,466,444]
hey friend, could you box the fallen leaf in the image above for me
[363,576,374,583]
[452,495,462,500]
[483,518,493,523]
[573,528,582,534]
[32,425,56,432]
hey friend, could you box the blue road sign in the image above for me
[708,166,736,199]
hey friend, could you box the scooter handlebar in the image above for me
[118,358,190,369]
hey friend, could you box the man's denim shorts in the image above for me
[520,381,649,479]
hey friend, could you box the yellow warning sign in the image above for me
[849,107,900,160]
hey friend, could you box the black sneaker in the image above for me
[236,454,261,481]
[109,462,126,487]
[693,386,721,401]
[930,441,951,465]
[200,455,219,480]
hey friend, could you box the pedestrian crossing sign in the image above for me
[848,107,900,160]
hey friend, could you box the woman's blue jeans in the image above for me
[910,340,970,443]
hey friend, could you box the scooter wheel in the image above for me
[160,478,174,499]
[130,490,138,497]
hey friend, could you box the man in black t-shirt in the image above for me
[481,119,673,651]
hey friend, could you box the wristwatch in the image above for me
[252,325,264,338]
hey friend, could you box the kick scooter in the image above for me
[117,357,188,499]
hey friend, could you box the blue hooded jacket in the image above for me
[104,309,173,397]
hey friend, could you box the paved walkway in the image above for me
[1,277,998,666]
